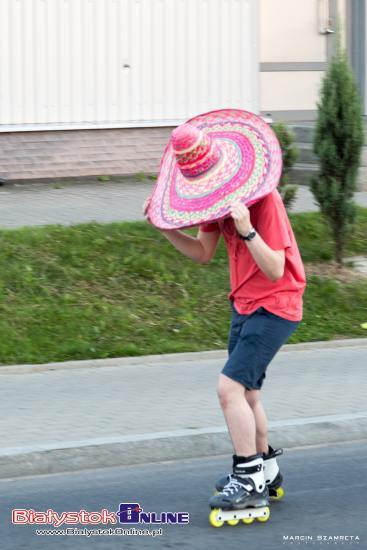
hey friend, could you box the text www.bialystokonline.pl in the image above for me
[36,527,163,537]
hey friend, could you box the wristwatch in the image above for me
[238,227,257,241]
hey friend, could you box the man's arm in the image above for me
[230,201,285,282]
[244,236,285,282]
[159,227,221,264]
[143,197,221,264]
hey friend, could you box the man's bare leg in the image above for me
[217,373,257,456]
[246,389,269,454]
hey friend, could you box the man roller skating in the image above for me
[144,109,306,528]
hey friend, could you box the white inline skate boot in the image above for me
[209,453,270,528]
[215,445,285,501]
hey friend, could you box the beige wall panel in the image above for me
[260,0,348,63]
[260,71,324,111]
[260,0,326,62]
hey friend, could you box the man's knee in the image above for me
[217,374,245,409]
[246,389,261,409]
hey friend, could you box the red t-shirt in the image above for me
[200,189,306,321]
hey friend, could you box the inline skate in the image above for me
[209,453,270,527]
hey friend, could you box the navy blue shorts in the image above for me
[222,301,300,391]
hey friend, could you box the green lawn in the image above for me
[1,208,367,365]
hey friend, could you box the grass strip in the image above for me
[1,208,367,365]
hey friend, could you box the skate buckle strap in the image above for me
[267,446,283,458]
[274,448,283,457]
[234,464,262,475]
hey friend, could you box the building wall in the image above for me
[260,0,348,119]
[0,0,259,181]
[0,0,356,181]
[0,128,171,180]
[347,0,367,115]
[365,1,367,115]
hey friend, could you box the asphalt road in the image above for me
[1,442,365,550]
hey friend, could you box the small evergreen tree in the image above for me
[272,122,298,210]
[311,37,364,265]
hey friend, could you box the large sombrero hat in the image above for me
[147,108,282,230]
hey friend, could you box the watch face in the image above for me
[245,229,256,240]
[237,228,256,240]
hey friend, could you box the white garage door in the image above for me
[0,0,259,130]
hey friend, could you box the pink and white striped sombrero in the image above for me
[147,108,282,230]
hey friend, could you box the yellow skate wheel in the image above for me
[242,517,255,525]
[227,519,240,526]
[256,507,270,523]
[209,509,224,528]
[271,487,285,501]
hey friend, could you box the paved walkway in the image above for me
[1,342,366,450]
[1,179,367,228]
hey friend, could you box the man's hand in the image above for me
[143,196,153,225]
[143,197,175,234]
[229,201,252,237]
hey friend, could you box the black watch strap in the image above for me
[238,228,257,241]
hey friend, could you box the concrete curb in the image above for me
[1,412,366,479]
[1,337,366,375]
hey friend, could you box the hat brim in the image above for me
[148,109,282,230]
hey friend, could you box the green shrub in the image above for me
[311,34,364,265]
[272,122,299,209]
